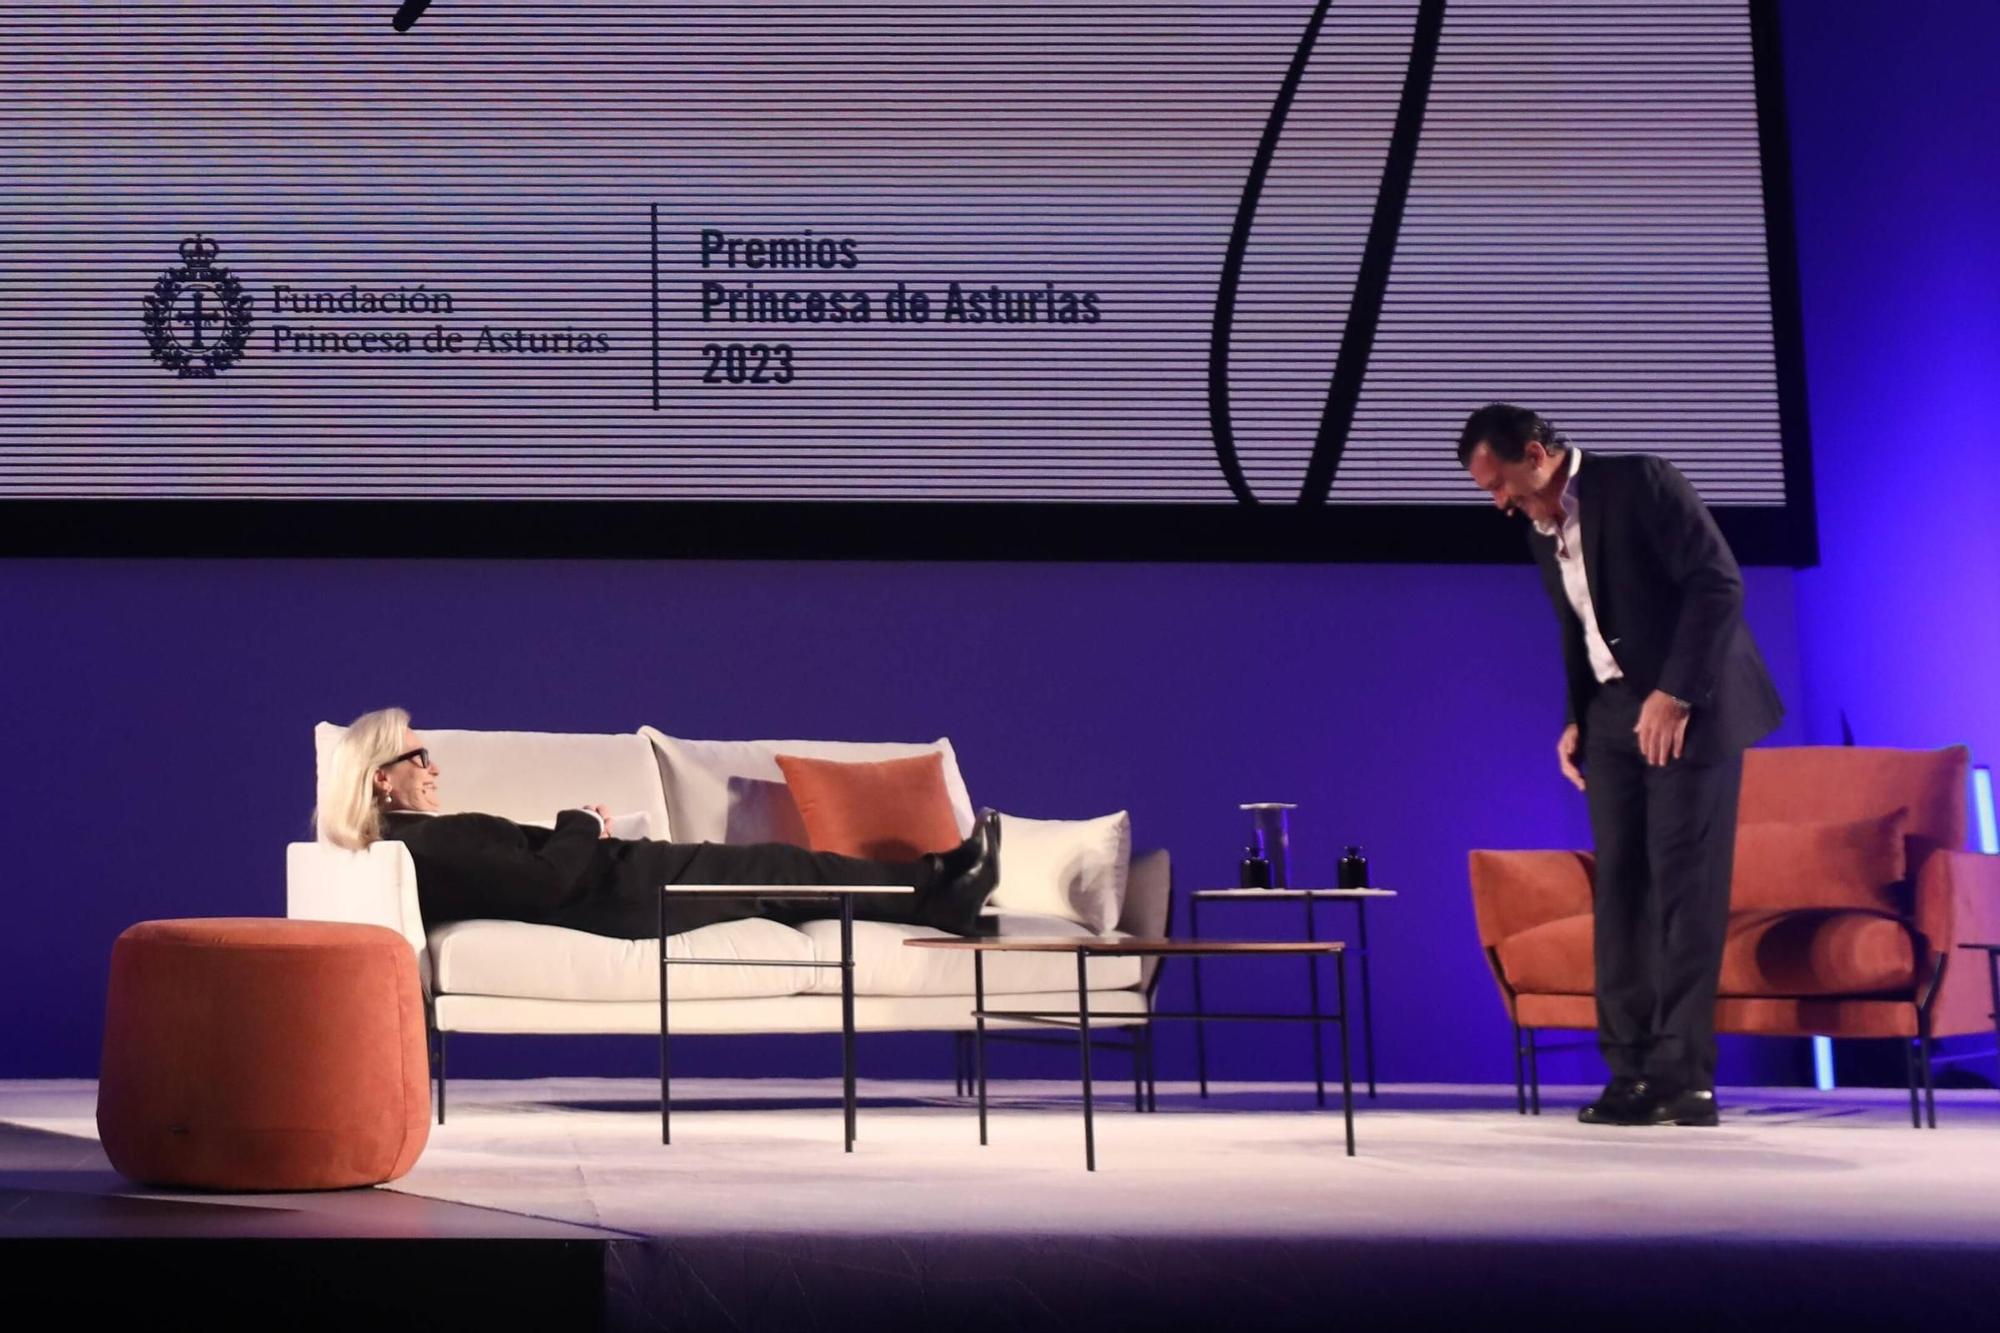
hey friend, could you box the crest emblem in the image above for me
[142,234,254,376]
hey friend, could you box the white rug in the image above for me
[10,1078,1975,1244]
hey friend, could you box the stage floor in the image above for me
[7,1077,2000,1330]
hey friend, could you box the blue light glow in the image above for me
[1812,1036,1835,1090]
[1974,766,1997,855]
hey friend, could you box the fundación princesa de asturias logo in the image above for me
[142,234,254,377]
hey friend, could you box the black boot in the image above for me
[920,809,1002,935]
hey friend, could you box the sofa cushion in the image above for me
[776,752,964,860]
[428,910,1142,1002]
[1718,910,1916,996]
[796,912,1143,996]
[316,723,670,838]
[431,989,1153,1036]
[988,810,1131,932]
[1495,910,1917,998]
[1732,810,1908,913]
[430,916,820,1003]
[640,728,975,845]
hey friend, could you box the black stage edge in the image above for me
[611,1233,1991,1333]
[2,1236,610,1332]
[0,498,1810,565]
[0,1117,620,1333]
[2,1225,1987,1332]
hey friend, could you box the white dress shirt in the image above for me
[1533,448,1624,686]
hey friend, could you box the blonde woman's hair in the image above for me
[316,707,413,850]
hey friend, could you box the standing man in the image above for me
[1459,404,1783,1127]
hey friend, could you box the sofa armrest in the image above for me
[1914,849,2000,956]
[287,841,431,991]
[1468,849,1595,949]
[1912,849,2000,1035]
[1118,848,1172,993]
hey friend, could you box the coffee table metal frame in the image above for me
[1189,888,1394,1101]
[948,895,1176,1109]
[910,937,1354,1171]
[657,884,913,1153]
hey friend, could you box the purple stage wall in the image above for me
[1782,5,2000,774]
[0,0,1987,1088]
[0,558,1800,1085]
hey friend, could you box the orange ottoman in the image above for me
[97,918,430,1191]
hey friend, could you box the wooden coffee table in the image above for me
[906,936,1354,1170]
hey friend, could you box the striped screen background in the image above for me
[0,1,1798,519]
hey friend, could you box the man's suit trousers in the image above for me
[1583,677,1745,1091]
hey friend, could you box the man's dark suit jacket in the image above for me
[1527,451,1783,763]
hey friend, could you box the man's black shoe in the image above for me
[1577,1076,1652,1126]
[931,808,998,881]
[1643,1085,1720,1127]
[924,809,1002,936]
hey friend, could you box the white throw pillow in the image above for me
[639,727,976,846]
[987,811,1132,933]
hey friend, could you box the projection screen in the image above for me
[0,1,1813,560]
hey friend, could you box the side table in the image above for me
[658,884,914,1153]
[907,936,1354,1171]
[1190,888,1395,1100]
[1957,941,2000,1095]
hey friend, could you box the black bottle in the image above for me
[1338,845,1370,890]
[1239,843,1274,889]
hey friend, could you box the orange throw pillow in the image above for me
[1731,809,1909,914]
[775,752,964,861]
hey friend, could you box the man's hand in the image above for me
[1557,724,1586,792]
[583,804,614,838]
[1634,691,1691,767]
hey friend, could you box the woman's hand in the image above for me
[583,804,614,838]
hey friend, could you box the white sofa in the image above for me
[286,725,1172,1109]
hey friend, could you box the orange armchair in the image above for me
[1470,746,1999,1126]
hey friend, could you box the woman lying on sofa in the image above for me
[316,708,1002,939]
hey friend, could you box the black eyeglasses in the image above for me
[383,747,431,771]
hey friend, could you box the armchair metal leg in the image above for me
[1905,1038,1921,1129]
[435,1030,447,1126]
[1143,1022,1158,1112]
[1917,952,1948,1128]
[1920,1012,1938,1130]
[1132,1035,1145,1112]
[1512,1022,1527,1115]
[1526,1029,1542,1116]
[1906,952,1951,1129]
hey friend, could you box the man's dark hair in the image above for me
[1456,403,1568,467]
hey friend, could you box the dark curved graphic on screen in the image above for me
[1208,0,1447,506]
[1206,0,1334,505]
[391,1,435,33]
[1297,0,1446,504]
